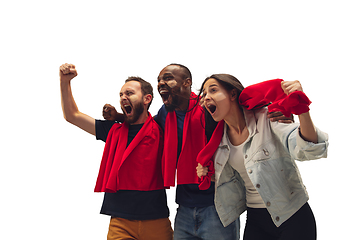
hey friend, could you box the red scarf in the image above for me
[162,92,207,187]
[239,79,311,117]
[94,113,164,192]
[197,79,311,190]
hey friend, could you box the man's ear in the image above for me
[143,94,152,106]
[183,77,192,88]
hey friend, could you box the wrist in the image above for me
[60,78,71,86]
[115,113,125,122]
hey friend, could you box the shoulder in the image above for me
[143,117,164,140]
[95,120,118,141]
[150,116,163,132]
[242,107,269,132]
[157,104,168,116]
[253,107,269,120]
[250,107,298,137]
[154,105,167,129]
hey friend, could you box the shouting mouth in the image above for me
[159,89,171,105]
[207,104,217,114]
[123,103,133,115]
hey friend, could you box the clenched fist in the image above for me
[281,80,303,95]
[196,163,208,178]
[59,63,77,82]
[103,104,118,121]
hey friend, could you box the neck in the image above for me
[131,111,148,125]
[224,104,246,134]
[175,91,191,111]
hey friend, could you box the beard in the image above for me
[164,94,180,112]
[124,101,145,124]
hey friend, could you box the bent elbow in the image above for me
[63,112,76,124]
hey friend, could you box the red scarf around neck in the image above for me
[162,92,207,188]
[95,113,164,192]
[197,79,311,190]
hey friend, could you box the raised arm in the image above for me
[60,63,96,136]
[281,80,317,143]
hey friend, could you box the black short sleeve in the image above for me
[95,120,116,142]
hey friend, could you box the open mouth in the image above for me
[207,104,217,114]
[159,89,170,103]
[123,104,132,115]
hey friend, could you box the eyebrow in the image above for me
[120,89,135,95]
[159,73,173,79]
[208,84,218,88]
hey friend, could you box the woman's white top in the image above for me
[227,134,266,208]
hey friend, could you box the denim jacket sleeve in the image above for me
[270,121,329,161]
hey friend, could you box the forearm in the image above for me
[298,112,318,143]
[60,80,79,123]
[60,80,96,135]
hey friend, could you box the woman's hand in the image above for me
[196,163,208,178]
[282,80,318,143]
[281,80,303,95]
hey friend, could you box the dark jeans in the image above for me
[244,202,316,240]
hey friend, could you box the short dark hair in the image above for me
[125,76,153,109]
[168,63,192,82]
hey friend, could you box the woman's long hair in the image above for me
[197,74,245,138]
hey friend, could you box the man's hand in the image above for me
[102,104,119,121]
[59,63,77,82]
[267,111,294,123]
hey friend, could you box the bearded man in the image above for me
[59,63,173,240]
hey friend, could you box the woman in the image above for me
[196,74,328,240]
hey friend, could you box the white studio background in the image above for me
[0,0,358,239]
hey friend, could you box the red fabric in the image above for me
[162,110,178,187]
[94,113,165,192]
[162,92,207,188]
[197,79,311,190]
[197,120,224,190]
[239,79,311,117]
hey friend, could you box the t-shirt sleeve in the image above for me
[154,105,167,130]
[95,120,116,142]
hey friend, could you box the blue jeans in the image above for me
[173,205,240,240]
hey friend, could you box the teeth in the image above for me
[160,89,169,94]
[124,105,132,114]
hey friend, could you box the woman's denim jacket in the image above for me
[214,107,329,227]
